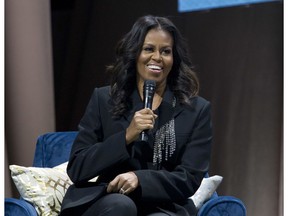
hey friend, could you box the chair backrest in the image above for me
[32,131,78,168]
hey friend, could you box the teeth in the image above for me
[148,65,162,70]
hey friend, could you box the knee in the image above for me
[101,194,137,216]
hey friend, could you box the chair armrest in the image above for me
[5,198,38,216]
[197,196,246,216]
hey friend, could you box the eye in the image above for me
[161,48,172,56]
[143,46,154,52]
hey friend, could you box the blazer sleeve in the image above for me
[134,100,212,202]
[67,88,130,184]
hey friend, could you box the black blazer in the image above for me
[61,86,212,215]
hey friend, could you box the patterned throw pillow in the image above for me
[9,162,72,216]
[190,175,223,209]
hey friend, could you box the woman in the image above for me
[60,15,212,216]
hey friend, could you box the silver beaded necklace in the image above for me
[153,98,176,167]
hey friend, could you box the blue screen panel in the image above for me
[178,0,281,12]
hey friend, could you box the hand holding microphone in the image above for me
[140,80,156,142]
[125,80,157,144]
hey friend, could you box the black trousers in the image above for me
[60,193,171,216]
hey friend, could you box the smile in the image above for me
[147,64,163,73]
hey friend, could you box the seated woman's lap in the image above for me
[82,193,137,216]
[61,193,170,216]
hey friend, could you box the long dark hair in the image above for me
[107,15,199,118]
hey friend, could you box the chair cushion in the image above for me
[33,131,78,167]
[197,196,246,216]
[5,198,38,216]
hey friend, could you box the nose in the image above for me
[152,51,162,61]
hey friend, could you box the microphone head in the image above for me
[144,80,156,91]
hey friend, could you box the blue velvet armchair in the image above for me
[5,131,246,216]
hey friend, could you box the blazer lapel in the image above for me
[123,89,143,123]
[157,88,184,129]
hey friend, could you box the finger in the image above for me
[119,187,126,194]
[139,108,155,115]
[122,187,132,195]
[107,176,120,193]
[120,184,137,195]
[115,174,130,193]
[141,108,152,113]
[134,116,155,130]
[116,179,125,193]
[144,110,158,121]
[140,113,157,123]
[139,118,154,125]
[135,109,156,122]
[124,172,138,195]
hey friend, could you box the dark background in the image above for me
[50,1,283,215]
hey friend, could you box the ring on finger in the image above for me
[119,188,125,194]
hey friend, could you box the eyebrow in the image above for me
[143,43,173,48]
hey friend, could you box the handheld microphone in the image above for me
[140,80,156,142]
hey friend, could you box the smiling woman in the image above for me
[108,15,199,119]
[136,28,174,102]
[59,15,211,216]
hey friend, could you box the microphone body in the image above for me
[140,80,156,142]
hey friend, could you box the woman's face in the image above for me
[136,28,174,90]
